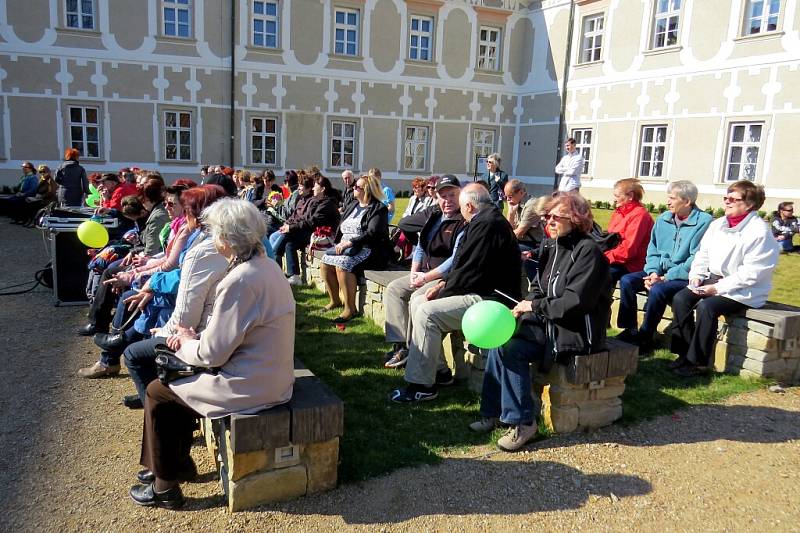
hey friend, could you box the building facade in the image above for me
[0,0,797,206]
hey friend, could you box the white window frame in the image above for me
[162,0,192,39]
[403,125,430,172]
[163,110,193,162]
[67,105,101,160]
[477,26,501,71]
[408,15,434,62]
[472,128,495,158]
[571,128,593,176]
[637,125,668,179]
[651,0,681,49]
[724,122,764,182]
[252,0,279,48]
[579,14,604,63]
[329,120,357,169]
[65,0,95,30]
[333,7,360,57]
[250,116,279,166]
[743,0,781,35]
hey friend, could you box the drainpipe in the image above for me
[230,0,236,167]
[554,0,576,190]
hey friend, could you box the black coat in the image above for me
[291,194,340,233]
[520,230,612,371]
[439,207,521,301]
[335,200,392,270]
[55,160,89,206]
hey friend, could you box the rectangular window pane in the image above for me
[334,9,359,56]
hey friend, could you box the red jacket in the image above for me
[106,182,139,210]
[604,201,654,273]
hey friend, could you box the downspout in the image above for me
[230,0,236,167]
[553,0,576,190]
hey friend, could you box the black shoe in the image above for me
[389,383,438,403]
[667,357,687,370]
[614,329,639,344]
[123,394,143,410]
[77,323,98,336]
[137,469,156,484]
[672,363,708,377]
[137,461,197,484]
[94,332,127,351]
[129,482,185,509]
[435,368,455,387]
[636,333,654,354]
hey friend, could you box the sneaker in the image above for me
[469,417,499,434]
[287,274,303,286]
[435,368,454,386]
[389,383,438,403]
[384,343,406,362]
[497,423,538,452]
[77,361,121,379]
[384,349,408,369]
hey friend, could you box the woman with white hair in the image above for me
[615,180,713,350]
[129,198,295,509]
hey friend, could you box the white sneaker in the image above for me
[287,275,303,286]
[497,423,538,452]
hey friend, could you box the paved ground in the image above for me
[1,220,799,532]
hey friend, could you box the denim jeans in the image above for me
[617,271,686,336]
[479,337,545,426]
[123,336,167,402]
[609,264,629,285]
[778,237,794,252]
[100,327,144,367]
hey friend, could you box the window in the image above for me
[744,0,780,35]
[571,128,592,175]
[163,0,191,38]
[330,120,356,168]
[638,125,667,178]
[251,117,278,165]
[477,27,501,70]
[472,128,495,158]
[403,125,429,171]
[253,1,279,48]
[163,110,192,161]
[725,123,763,181]
[652,0,681,49]
[579,14,604,63]
[334,8,359,56]
[68,106,100,159]
[66,0,94,30]
[409,15,433,61]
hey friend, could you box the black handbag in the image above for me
[154,344,218,384]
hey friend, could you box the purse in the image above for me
[154,344,218,384]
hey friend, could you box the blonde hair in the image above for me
[358,174,386,204]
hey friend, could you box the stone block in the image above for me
[227,464,308,511]
[302,437,339,493]
[721,324,779,351]
[546,405,579,434]
[443,332,468,380]
[588,382,626,401]
[577,398,622,429]
[548,385,590,406]
[366,280,381,293]
[465,350,486,370]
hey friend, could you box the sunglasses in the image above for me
[353,184,365,191]
[544,213,571,223]
[722,196,744,204]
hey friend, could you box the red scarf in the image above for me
[726,213,748,228]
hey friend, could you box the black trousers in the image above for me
[670,288,749,367]
[87,260,126,331]
[140,380,201,481]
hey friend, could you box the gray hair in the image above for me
[505,178,526,195]
[488,153,501,166]
[461,183,493,212]
[202,198,266,259]
[667,180,698,205]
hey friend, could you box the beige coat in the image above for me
[173,254,295,418]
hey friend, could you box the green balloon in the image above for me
[461,300,517,349]
[77,220,109,248]
[86,195,99,207]
[89,183,99,195]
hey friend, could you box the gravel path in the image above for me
[1,220,798,532]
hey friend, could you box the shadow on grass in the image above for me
[291,287,485,484]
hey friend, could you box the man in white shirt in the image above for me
[555,137,584,192]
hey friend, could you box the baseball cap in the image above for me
[436,174,461,191]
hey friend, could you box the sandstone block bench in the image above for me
[610,289,800,382]
[202,359,344,511]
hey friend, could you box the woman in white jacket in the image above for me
[669,180,779,377]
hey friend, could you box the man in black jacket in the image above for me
[390,183,521,403]
[383,175,467,368]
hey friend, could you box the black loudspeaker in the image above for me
[50,230,89,305]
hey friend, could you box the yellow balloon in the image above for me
[77,220,109,249]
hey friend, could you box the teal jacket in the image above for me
[643,207,713,281]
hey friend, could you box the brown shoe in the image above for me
[77,361,121,379]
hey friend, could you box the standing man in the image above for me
[340,169,356,213]
[485,153,508,210]
[555,137,584,192]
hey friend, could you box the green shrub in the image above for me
[758,210,767,219]
[714,207,725,218]
[705,206,715,215]
[645,202,655,213]
[657,204,668,213]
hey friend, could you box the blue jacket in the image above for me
[643,207,713,281]
[19,174,39,197]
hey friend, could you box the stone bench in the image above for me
[610,288,800,382]
[201,359,344,511]
[464,338,639,433]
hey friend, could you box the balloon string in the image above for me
[493,289,520,305]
